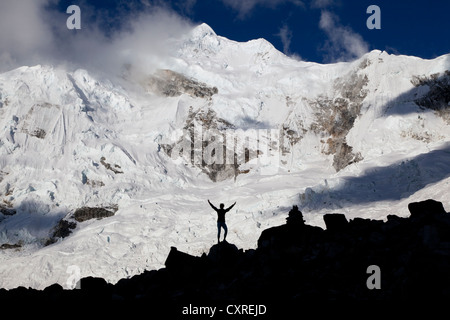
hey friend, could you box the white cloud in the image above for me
[106,9,193,73]
[0,0,193,75]
[0,0,57,71]
[275,24,302,60]
[277,24,293,54]
[318,10,369,62]
[62,6,193,76]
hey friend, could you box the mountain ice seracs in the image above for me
[0,23,449,289]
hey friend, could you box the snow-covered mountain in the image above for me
[0,23,449,289]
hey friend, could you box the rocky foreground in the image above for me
[1,199,449,313]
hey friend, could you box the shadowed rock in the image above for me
[323,213,348,232]
[408,198,447,217]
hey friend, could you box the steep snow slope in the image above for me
[0,23,449,289]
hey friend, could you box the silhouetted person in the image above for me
[208,200,236,242]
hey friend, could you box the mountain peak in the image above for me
[190,23,217,39]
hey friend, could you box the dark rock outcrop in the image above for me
[45,206,118,245]
[145,69,218,99]
[72,205,118,222]
[100,157,123,174]
[1,199,449,311]
[49,219,76,239]
[323,213,348,231]
[0,243,21,250]
[0,205,16,216]
[412,70,450,123]
[408,199,447,217]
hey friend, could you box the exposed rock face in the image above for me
[0,243,21,250]
[49,219,76,240]
[152,66,446,182]
[309,70,368,171]
[412,70,450,123]
[145,69,218,98]
[162,107,254,182]
[156,66,448,182]
[4,199,448,308]
[100,157,123,174]
[72,205,118,222]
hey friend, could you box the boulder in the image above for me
[73,206,118,222]
[408,199,447,218]
[323,213,348,231]
[207,240,240,264]
[0,205,16,216]
[165,246,203,278]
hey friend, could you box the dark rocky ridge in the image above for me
[1,199,449,311]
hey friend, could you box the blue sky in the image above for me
[54,0,450,63]
[0,0,449,72]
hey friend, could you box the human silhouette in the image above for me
[208,200,236,242]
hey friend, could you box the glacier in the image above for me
[0,23,449,289]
